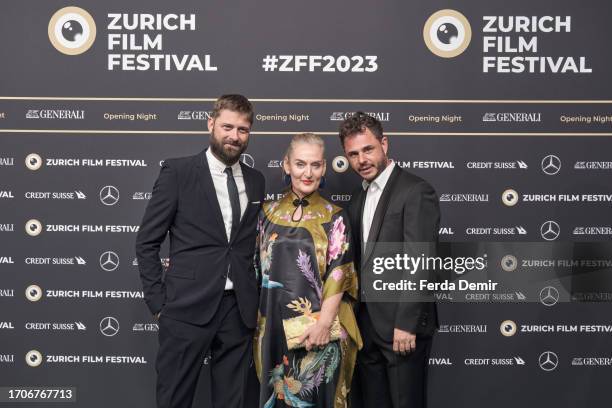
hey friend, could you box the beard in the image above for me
[209,130,248,166]
[360,156,388,181]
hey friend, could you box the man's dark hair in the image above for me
[211,94,254,125]
[338,111,384,147]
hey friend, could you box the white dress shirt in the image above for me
[206,149,248,290]
[362,161,395,244]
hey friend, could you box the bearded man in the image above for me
[136,94,265,408]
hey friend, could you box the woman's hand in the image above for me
[297,319,332,351]
[297,293,342,351]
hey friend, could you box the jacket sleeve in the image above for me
[394,180,440,332]
[135,161,178,315]
[347,190,363,269]
[256,171,267,285]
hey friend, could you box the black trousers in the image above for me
[351,304,432,408]
[156,292,254,408]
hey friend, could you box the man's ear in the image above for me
[381,136,389,156]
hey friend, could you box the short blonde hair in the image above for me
[285,133,325,159]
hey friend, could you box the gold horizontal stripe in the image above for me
[1,96,612,103]
[0,129,611,136]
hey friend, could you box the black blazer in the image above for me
[349,165,440,340]
[135,149,265,328]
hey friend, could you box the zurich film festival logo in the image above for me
[424,10,472,58]
[25,153,43,171]
[332,156,349,173]
[501,189,519,207]
[48,7,96,55]
[26,350,43,368]
[501,255,518,272]
[500,320,517,337]
[25,284,43,302]
[25,219,43,237]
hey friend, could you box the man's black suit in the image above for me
[136,149,265,408]
[349,164,440,408]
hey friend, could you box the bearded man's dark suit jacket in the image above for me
[349,164,440,408]
[135,148,265,408]
[136,149,264,327]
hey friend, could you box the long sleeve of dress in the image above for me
[323,209,362,352]
[322,210,358,302]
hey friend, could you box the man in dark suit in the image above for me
[136,94,265,408]
[340,112,440,408]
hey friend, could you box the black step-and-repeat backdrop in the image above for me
[1,0,612,407]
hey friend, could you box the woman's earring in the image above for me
[319,176,326,189]
[283,173,291,186]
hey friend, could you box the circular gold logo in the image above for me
[26,350,43,367]
[424,10,472,58]
[502,189,519,206]
[501,255,518,272]
[500,320,517,337]
[25,153,42,171]
[48,7,96,55]
[26,284,43,302]
[25,219,43,237]
[332,156,349,173]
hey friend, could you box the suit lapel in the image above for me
[229,162,256,244]
[239,161,255,205]
[363,165,401,266]
[352,189,366,252]
[351,188,366,274]
[196,149,227,237]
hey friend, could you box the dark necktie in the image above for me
[224,167,241,240]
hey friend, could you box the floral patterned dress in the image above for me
[254,190,361,408]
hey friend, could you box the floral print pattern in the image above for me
[254,190,360,408]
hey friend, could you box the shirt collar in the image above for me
[362,161,395,191]
[206,148,242,176]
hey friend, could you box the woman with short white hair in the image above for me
[254,133,361,408]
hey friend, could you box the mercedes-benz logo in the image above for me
[540,221,560,241]
[539,286,559,307]
[99,316,120,337]
[99,185,120,206]
[541,155,561,176]
[538,351,559,371]
[99,251,119,272]
[240,153,255,168]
